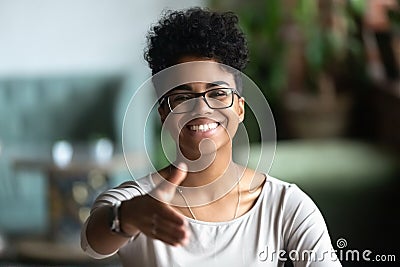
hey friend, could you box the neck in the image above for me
[175,142,233,188]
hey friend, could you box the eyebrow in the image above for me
[170,81,231,92]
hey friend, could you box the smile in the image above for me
[187,122,220,132]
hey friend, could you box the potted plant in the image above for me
[280,0,364,138]
[212,0,367,139]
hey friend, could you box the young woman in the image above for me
[81,8,341,267]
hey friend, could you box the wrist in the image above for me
[110,200,133,238]
[119,199,139,236]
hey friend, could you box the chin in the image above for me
[178,137,231,161]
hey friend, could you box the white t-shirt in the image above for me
[81,175,342,267]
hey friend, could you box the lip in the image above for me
[185,118,219,126]
[182,118,224,137]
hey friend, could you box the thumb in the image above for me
[167,162,188,186]
[153,163,188,202]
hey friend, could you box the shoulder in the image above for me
[241,166,302,198]
[261,175,324,227]
[240,168,316,216]
[265,176,332,241]
[238,166,315,211]
[264,175,314,207]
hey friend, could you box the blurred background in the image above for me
[0,0,399,266]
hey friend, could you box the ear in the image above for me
[237,97,245,122]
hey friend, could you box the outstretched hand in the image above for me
[123,163,190,246]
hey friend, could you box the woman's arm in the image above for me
[81,165,191,258]
[83,203,137,257]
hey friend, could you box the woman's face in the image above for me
[158,57,245,161]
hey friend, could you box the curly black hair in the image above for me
[144,7,249,75]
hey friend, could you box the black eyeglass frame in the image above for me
[159,88,241,114]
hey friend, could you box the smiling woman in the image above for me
[81,7,342,267]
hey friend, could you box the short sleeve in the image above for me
[282,185,341,267]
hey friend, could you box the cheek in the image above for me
[161,115,182,141]
[225,121,239,140]
[167,127,179,142]
[226,100,244,136]
[221,111,240,139]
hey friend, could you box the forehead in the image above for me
[153,61,236,97]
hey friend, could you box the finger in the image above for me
[154,216,190,244]
[154,228,189,246]
[151,217,190,246]
[128,195,185,233]
[167,162,188,185]
[157,205,187,225]
[132,212,186,245]
[138,195,187,226]
[154,162,188,202]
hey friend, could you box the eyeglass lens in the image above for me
[167,88,234,113]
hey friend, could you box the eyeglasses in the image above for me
[160,88,240,114]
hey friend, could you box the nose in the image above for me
[191,96,212,115]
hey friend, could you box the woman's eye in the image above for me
[173,94,192,102]
[209,89,230,98]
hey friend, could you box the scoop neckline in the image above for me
[143,172,268,226]
[168,174,269,226]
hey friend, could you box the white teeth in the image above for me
[188,122,218,132]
